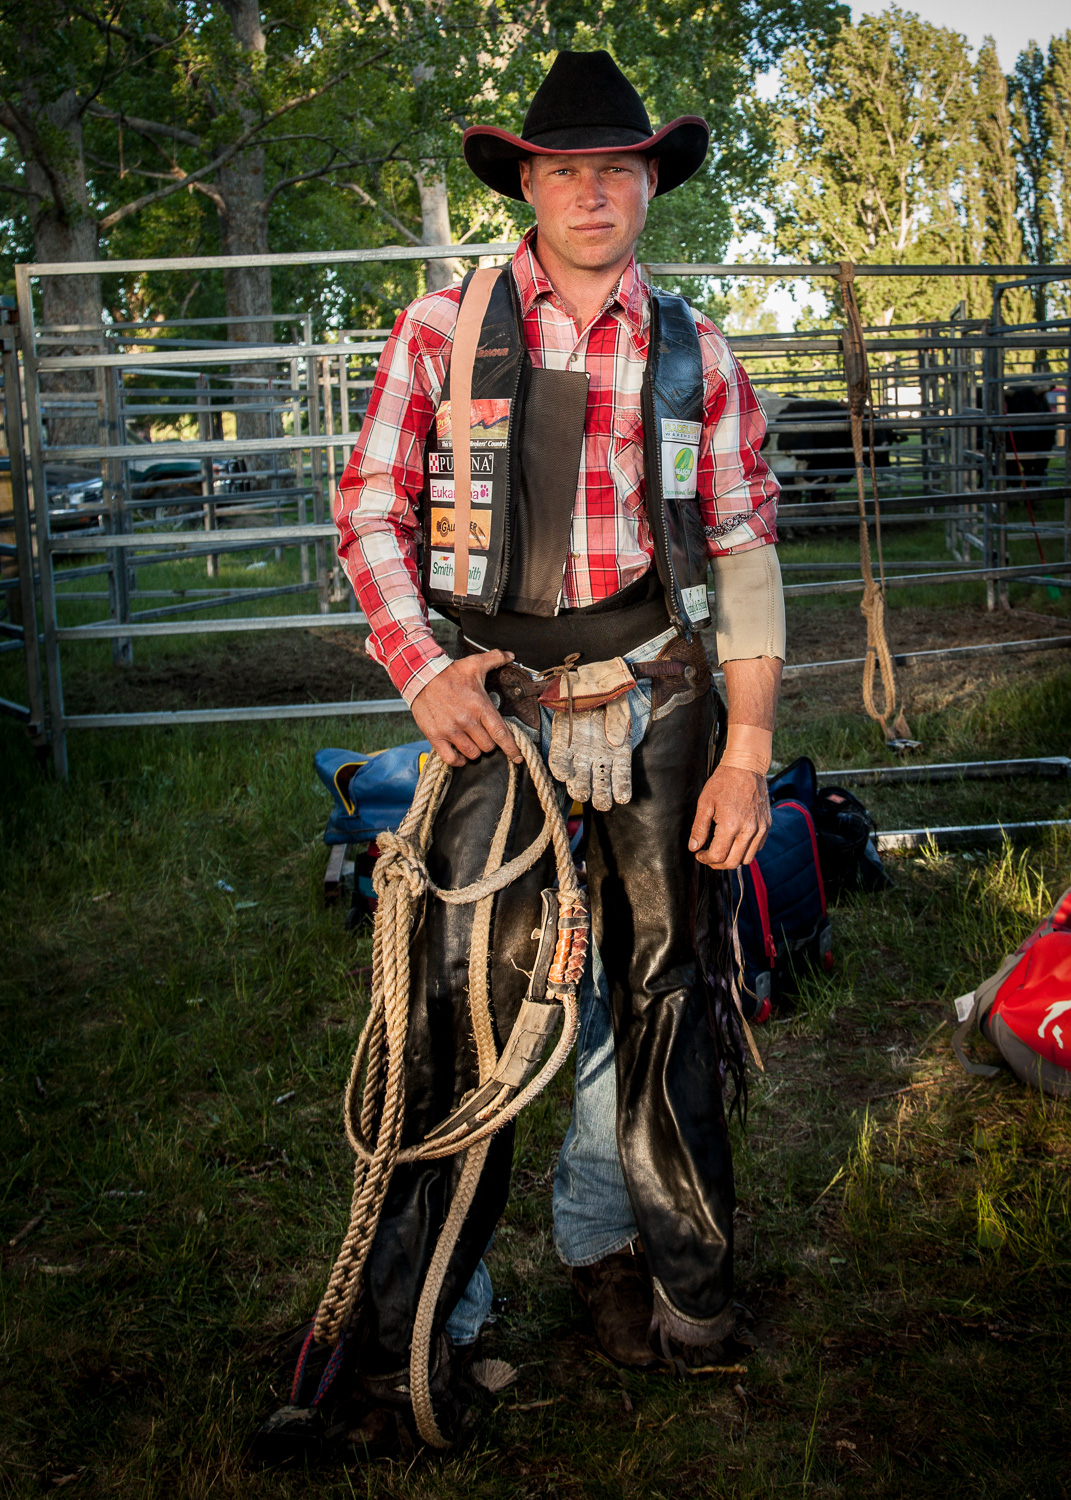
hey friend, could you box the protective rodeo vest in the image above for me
[420,267,711,638]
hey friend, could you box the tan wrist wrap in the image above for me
[711,542,786,665]
[720,723,773,776]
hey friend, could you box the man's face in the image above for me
[518,152,659,273]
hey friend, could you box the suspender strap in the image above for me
[450,267,501,606]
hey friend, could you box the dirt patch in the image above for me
[784,601,1067,665]
[780,601,1070,723]
[62,626,446,716]
[61,603,1070,718]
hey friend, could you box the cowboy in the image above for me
[258,48,784,1457]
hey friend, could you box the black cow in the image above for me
[754,393,904,505]
[1003,385,1057,482]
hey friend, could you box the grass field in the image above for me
[2,538,1071,1497]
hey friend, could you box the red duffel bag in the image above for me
[952,886,1071,1099]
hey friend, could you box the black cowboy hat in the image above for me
[463,50,709,201]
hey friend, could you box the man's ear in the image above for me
[518,157,534,205]
[647,156,659,196]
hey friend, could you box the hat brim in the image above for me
[462,117,709,200]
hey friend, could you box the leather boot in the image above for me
[571,1243,658,1369]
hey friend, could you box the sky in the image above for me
[851,0,1067,70]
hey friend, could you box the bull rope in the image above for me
[837,262,915,747]
[311,724,588,1450]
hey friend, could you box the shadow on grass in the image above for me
[1,657,1070,1497]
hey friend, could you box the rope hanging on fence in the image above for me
[311,725,588,1449]
[837,262,917,748]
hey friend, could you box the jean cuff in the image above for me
[555,1230,638,1270]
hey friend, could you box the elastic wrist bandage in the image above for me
[720,723,773,776]
[711,543,786,665]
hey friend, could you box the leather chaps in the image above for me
[352,671,736,1375]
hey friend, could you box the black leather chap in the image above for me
[352,666,735,1371]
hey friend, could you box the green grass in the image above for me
[2,577,1071,1495]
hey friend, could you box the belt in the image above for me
[463,630,711,732]
[458,569,670,672]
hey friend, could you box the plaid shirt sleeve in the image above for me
[695,316,780,555]
[333,289,461,705]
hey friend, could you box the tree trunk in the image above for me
[217,0,274,456]
[14,86,102,450]
[218,147,274,454]
[414,165,465,292]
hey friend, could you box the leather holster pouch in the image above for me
[538,656,636,714]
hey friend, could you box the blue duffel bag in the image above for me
[728,787,832,1023]
[314,742,431,846]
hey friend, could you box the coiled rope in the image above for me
[311,723,588,1449]
[837,261,915,747]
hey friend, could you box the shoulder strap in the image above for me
[449,267,501,605]
[649,288,703,384]
[952,996,1001,1078]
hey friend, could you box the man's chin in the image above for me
[563,234,631,271]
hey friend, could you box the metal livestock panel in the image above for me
[10,247,1071,776]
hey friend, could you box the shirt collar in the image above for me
[511,226,648,338]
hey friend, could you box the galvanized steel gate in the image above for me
[4,247,1071,776]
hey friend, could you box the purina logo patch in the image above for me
[428,452,494,475]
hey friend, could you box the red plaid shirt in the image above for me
[334,229,779,704]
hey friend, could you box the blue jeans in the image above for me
[445,943,632,1344]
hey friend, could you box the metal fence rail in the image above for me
[7,247,1071,776]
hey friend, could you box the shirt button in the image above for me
[569,353,578,364]
[571,550,580,559]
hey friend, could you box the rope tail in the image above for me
[837,261,915,748]
[310,727,588,1449]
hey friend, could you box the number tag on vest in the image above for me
[681,583,709,624]
[661,418,701,500]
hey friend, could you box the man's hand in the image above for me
[688,763,771,870]
[410,650,524,768]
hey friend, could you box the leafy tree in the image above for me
[1041,34,1071,318]
[970,41,1030,324]
[1009,32,1071,323]
[768,7,982,326]
[0,2,186,441]
[1,0,848,354]
[1008,42,1053,321]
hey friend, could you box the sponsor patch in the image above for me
[427,452,494,475]
[435,398,510,451]
[661,440,700,499]
[428,479,493,506]
[429,550,487,594]
[430,507,492,551]
[681,583,710,624]
[661,417,702,446]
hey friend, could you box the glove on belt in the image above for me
[541,657,636,812]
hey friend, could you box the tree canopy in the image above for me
[766,8,1071,326]
[0,0,846,332]
[2,4,1067,338]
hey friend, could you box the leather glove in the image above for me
[548,694,633,812]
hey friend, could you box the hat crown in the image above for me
[521,50,653,147]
